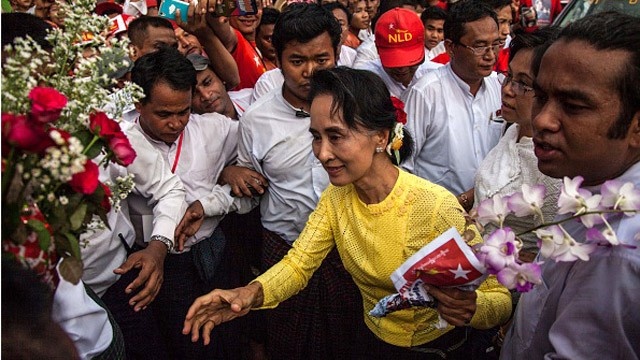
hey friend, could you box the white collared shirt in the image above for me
[239,88,330,244]
[133,113,254,251]
[355,58,442,101]
[403,64,504,194]
[81,122,187,295]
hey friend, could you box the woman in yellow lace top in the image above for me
[183,67,511,358]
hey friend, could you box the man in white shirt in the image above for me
[237,4,365,358]
[501,12,640,359]
[355,7,441,101]
[403,0,504,211]
[130,47,255,359]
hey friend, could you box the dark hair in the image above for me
[509,26,558,62]
[420,5,447,25]
[549,11,640,139]
[309,67,414,165]
[127,16,174,48]
[371,0,419,30]
[1,13,53,50]
[2,258,78,359]
[272,3,342,63]
[479,0,511,11]
[323,1,352,24]
[444,0,498,44]
[131,47,197,104]
[257,7,281,38]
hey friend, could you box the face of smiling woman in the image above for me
[309,93,385,187]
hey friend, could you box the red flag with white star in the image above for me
[391,227,486,293]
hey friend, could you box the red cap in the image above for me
[375,8,425,68]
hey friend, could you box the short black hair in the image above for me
[554,11,640,139]
[309,67,414,165]
[1,13,53,50]
[444,0,498,44]
[257,7,281,38]
[127,16,174,48]
[479,0,511,11]
[272,3,342,63]
[509,26,558,62]
[323,2,352,25]
[131,47,197,104]
[420,5,447,25]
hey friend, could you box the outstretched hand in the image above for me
[426,285,477,327]
[183,282,264,345]
[113,241,168,311]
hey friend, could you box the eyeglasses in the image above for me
[500,74,534,96]
[457,42,502,57]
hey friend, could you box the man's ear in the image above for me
[129,45,139,61]
[444,39,454,58]
[134,102,142,114]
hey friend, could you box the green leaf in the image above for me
[74,130,104,159]
[69,203,87,230]
[26,219,51,251]
[58,256,83,285]
[62,232,81,260]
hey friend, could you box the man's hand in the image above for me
[113,241,168,311]
[426,285,477,327]
[175,200,206,251]
[220,165,268,198]
[183,282,264,345]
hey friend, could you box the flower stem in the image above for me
[82,134,100,155]
[516,209,639,237]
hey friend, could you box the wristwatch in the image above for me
[150,235,173,253]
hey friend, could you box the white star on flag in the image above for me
[253,55,261,67]
[449,263,471,280]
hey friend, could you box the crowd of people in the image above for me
[2,0,639,359]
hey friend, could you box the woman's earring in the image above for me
[375,146,384,153]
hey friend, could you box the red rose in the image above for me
[69,159,100,194]
[3,113,54,153]
[28,87,68,124]
[89,112,122,139]
[390,96,407,125]
[100,182,112,213]
[109,134,136,166]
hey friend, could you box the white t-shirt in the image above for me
[403,64,504,195]
[239,88,329,244]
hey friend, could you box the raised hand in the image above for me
[183,282,264,345]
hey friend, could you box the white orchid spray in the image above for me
[472,176,640,292]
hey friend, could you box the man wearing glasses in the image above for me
[403,0,504,212]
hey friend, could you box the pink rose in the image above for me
[109,134,136,166]
[2,113,54,154]
[89,112,122,139]
[69,160,100,194]
[28,87,68,124]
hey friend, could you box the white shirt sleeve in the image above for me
[123,123,187,243]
